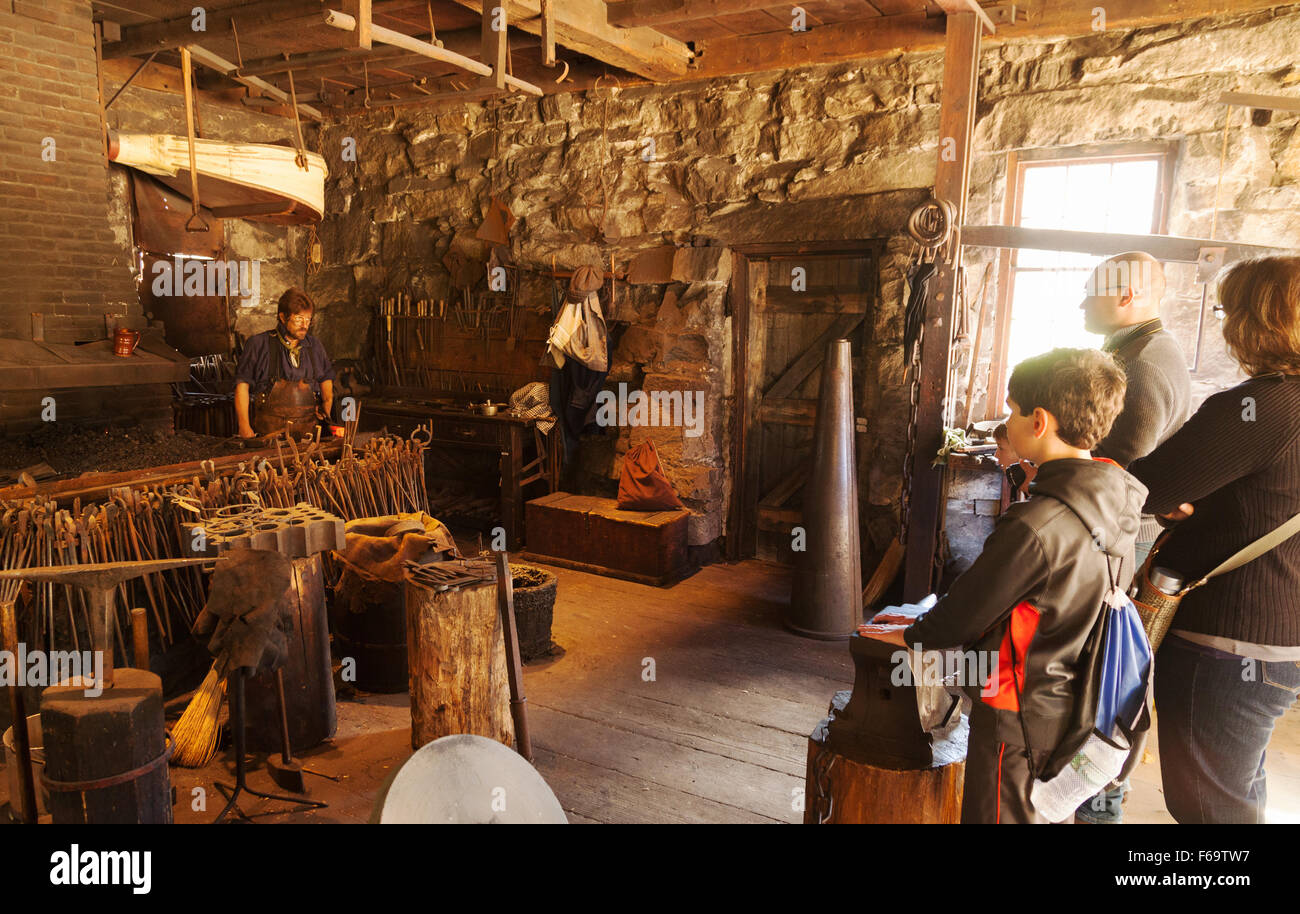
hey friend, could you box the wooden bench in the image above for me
[522,492,692,586]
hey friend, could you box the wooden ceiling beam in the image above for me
[934,0,996,34]
[444,0,692,81]
[103,0,325,58]
[690,0,1289,82]
[605,0,781,27]
[186,43,324,119]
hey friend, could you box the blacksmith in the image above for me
[234,288,336,439]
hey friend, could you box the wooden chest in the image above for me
[523,492,691,586]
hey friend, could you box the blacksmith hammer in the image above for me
[265,668,307,793]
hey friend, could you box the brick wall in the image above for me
[0,0,138,343]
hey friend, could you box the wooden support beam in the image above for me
[692,12,944,79]
[1220,91,1300,114]
[540,0,556,67]
[605,0,770,27]
[186,44,323,119]
[960,225,1291,264]
[342,0,372,48]
[483,2,508,90]
[935,0,996,35]
[104,0,323,58]
[446,0,691,82]
[690,0,1286,83]
[903,11,980,603]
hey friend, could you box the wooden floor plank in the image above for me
[529,705,803,822]
[532,747,781,824]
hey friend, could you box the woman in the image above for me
[1127,255,1300,824]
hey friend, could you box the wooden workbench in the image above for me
[359,395,560,550]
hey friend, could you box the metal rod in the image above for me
[323,9,543,96]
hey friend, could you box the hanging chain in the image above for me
[900,321,924,546]
[810,750,837,824]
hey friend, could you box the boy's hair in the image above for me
[1007,348,1126,450]
[992,422,1009,443]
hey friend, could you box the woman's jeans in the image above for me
[1155,633,1300,823]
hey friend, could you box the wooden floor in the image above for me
[12,558,1300,824]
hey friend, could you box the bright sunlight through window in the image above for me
[1006,158,1163,371]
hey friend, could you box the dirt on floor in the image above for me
[0,425,249,479]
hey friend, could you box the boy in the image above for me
[863,348,1146,823]
[993,422,1035,502]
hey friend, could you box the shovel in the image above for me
[265,668,307,794]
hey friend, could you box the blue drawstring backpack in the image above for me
[1011,554,1154,782]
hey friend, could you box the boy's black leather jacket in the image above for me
[904,457,1147,751]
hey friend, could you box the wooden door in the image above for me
[733,249,874,562]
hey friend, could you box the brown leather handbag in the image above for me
[1134,509,1300,651]
[617,440,684,511]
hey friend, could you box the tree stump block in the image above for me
[804,691,967,824]
[406,579,514,751]
[40,668,171,825]
[245,553,336,752]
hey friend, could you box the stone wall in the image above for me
[320,3,1300,560]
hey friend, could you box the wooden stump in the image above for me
[406,579,514,750]
[245,553,336,752]
[803,703,967,824]
[40,668,171,825]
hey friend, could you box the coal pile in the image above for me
[0,426,248,479]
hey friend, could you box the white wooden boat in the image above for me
[108,131,327,225]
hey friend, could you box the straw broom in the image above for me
[170,662,225,768]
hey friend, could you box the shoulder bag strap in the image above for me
[1184,509,1300,593]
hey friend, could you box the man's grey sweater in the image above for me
[1093,318,1191,541]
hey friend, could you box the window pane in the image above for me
[1108,160,1161,232]
[1062,162,1114,234]
[1006,269,1103,375]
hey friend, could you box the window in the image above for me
[985,146,1173,419]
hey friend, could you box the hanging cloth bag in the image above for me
[617,440,684,511]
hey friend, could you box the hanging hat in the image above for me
[566,264,603,302]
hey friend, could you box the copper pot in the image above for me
[113,327,141,357]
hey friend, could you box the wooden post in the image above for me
[342,0,372,49]
[406,579,515,750]
[244,554,336,753]
[902,10,981,602]
[483,2,507,90]
[130,607,149,671]
[40,669,171,824]
[541,0,556,67]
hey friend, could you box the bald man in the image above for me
[1076,251,1190,826]
[1080,252,1190,469]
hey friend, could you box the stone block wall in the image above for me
[313,3,1300,559]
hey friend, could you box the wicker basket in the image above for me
[510,564,558,661]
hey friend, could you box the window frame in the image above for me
[983,142,1178,421]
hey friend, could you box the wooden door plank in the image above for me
[762,312,863,402]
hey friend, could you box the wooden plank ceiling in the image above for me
[92,0,1293,119]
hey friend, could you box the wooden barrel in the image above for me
[405,578,514,750]
[39,669,171,824]
[335,574,409,693]
[244,554,336,752]
[803,692,967,824]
